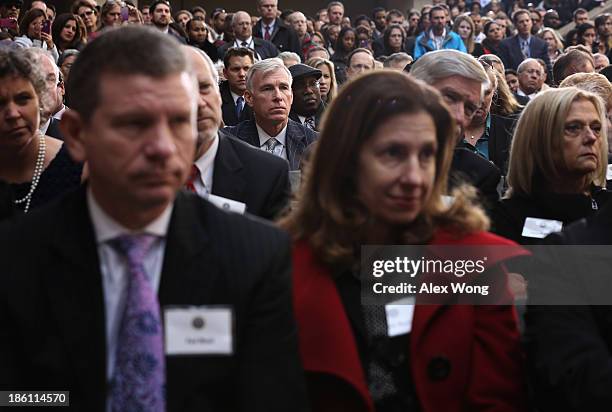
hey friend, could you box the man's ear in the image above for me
[60,109,87,163]
[244,89,254,107]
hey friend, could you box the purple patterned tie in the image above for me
[110,234,165,412]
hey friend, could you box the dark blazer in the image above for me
[513,93,530,106]
[498,35,552,77]
[253,18,302,57]
[526,199,612,411]
[218,38,278,61]
[450,146,501,211]
[46,117,64,141]
[213,130,291,220]
[220,81,253,127]
[222,119,318,171]
[489,113,517,175]
[491,187,610,245]
[0,187,308,412]
[0,180,14,221]
[289,100,326,132]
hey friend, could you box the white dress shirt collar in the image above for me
[256,122,287,147]
[87,187,173,244]
[193,133,219,194]
[230,91,242,105]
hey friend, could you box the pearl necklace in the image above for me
[14,134,46,214]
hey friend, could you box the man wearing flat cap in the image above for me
[288,63,326,131]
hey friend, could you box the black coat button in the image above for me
[427,356,451,381]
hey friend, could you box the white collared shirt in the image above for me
[230,90,242,105]
[192,134,219,197]
[87,188,172,384]
[257,122,288,160]
[235,36,254,48]
[517,87,539,99]
[53,105,66,120]
[39,118,50,135]
[298,115,306,125]
[263,20,275,36]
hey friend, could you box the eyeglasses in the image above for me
[564,121,602,137]
[79,10,94,18]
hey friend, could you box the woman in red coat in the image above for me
[281,71,528,412]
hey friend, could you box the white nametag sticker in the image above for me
[385,297,415,337]
[207,194,246,214]
[521,217,563,239]
[607,164,612,181]
[164,307,233,355]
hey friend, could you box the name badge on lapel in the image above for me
[521,217,563,239]
[207,194,246,214]
[607,164,612,181]
[385,297,415,337]
[164,306,233,355]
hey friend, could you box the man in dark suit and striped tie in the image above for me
[223,58,318,170]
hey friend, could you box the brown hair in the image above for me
[280,70,488,269]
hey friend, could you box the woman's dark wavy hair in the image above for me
[383,24,405,54]
[18,8,46,38]
[280,70,487,269]
[52,13,85,51]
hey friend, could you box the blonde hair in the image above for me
[492,69,522,116]
[560,72,612,109]
[538,28,564,53]
[506,87,608,197]
[452,15,475,54]
[307,56,338,102]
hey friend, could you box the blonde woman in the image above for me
[492,87,610,244]
[452,15,479,56]
[538,28,564,64]
[306,57,337,103]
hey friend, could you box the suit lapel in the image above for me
[211,133,247,202]
[285,120,307,170]
[46,187,107,406]
[158,193,214,306]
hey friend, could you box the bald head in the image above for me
[181,46,222,155]
[233,11,253,41]
[289,12,308,37]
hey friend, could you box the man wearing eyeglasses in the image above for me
[288,64,325,131]
[517,58,545,99]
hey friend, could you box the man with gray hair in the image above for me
[22,48,64,139]
[411,49,501,208]
[181,45,291,219]
[218,11,278,60]
[278,51,301,67]
[0,26,308,411]
[517,58,545,99]
[383,52,413,71]
[222,57,318,170]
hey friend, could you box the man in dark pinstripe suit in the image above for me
[0,26,307,412]
[222,58,318,171]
